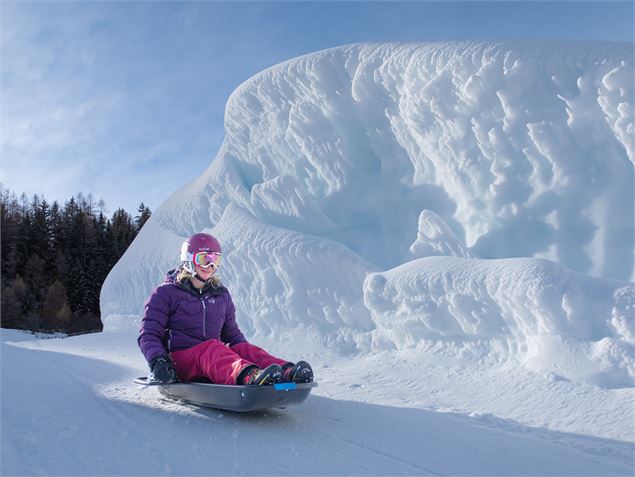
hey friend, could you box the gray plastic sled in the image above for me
[134,377,317,412]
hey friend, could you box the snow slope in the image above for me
[3,41,635,475]
[2,328,634,476]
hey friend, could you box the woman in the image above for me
[138,232,313,386]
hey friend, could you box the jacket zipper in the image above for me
[201,297,207,339]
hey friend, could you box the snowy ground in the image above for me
[2,325,633,476]
[4,40,634,476]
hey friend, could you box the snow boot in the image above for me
[282,361,314,383]
[243,364,283,386]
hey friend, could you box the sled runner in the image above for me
[134,377,317,412]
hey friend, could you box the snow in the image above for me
[3,328,634,475]
[3,41,635,475]
[364,256,634,388]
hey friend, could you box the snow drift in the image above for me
[364,256,634,388]
[102,41,635,388]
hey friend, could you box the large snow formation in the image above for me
[102,41,634,387]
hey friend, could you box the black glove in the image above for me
[149,354,177,384]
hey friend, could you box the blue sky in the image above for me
[1,1,633,215]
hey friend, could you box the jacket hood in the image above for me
[164,269,179,284]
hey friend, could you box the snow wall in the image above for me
[102,41,635,388]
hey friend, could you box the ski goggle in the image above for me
[192,251,221,269]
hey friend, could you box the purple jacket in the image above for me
[138,270,246,363]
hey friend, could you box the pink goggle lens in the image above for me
[193,251,221,269]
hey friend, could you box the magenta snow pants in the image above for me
[171,340,290,385]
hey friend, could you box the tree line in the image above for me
[1,185,151,334]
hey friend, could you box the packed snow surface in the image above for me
[3,41,634,475]
[2,328,634,476]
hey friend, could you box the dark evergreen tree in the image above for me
[93,212,112,301]
[135,203,152,231]
[15,195,32,275]
[49,201,64,279]
[0,187,20,279]
[111,208,136,258]
[31,196,50,253]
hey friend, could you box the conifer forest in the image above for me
[1,186,151,335]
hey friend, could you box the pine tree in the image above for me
[0,186,20,279]
[15,197,32,273]
[97,199,107,216]
[49,201,64,279]
[134,203,152,231]
[111,208,136,257]
[31,196,50,253]
[25,254,46,323]
[93,212,112,296]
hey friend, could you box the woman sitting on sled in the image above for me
[138,233,313,386]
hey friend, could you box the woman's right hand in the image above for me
[149,354,178,384]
